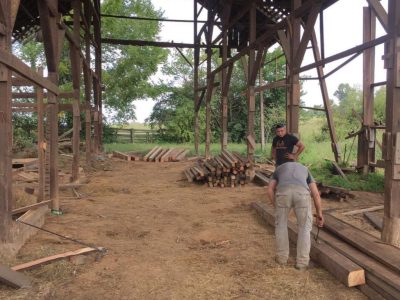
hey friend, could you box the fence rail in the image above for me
[108,128,159,143]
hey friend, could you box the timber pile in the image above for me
[253,168,274,186]
[317,183,354,201]
[183,150,250,187]
[252,202,400,299]
[143,147,189,162]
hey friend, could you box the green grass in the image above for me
[104,117,384,192]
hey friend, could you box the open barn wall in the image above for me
[0,0,102,248]
[193,0,399,247]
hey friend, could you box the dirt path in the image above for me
[1,159,366,299]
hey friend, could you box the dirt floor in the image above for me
[1,157,383,299]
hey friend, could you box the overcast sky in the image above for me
[134,0,388,122]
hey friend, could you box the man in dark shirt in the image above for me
[271,123,305,166]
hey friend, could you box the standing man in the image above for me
[267,161,324,270]
[271,123,305,166]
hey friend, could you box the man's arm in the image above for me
[309,182,324,227]
[286,140,305,160]
[267,180,277,207]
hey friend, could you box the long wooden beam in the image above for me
[254,79,288,93]
[298,35,388,73]
[0,49,59,95]
[101,38,221,49]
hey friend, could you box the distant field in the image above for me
[111,122,151,130]
[104,117,384,192]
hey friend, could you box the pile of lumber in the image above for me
[112,151,140,161]
[183,150,250,187]
[143,147,189,162]
[253,168,274,186]
[317,183,354,201]
[252,202,400,299]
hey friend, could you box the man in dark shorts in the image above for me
[271,123,305,166]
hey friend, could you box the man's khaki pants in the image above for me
[275,184,313,267]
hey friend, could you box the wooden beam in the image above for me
[0,49,59,95]
[298,34,388,73]
[11,247,97,271]
[11,200,51,215]
[254,79,288,93]
[324,214,400,274]
[101,38,221,49]
[294,3,321,68]
[252,203,366,288]
[366,0,388,32]
[0,264,31,288]
[36,67,45,202]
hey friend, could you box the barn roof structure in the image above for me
[1,1,400,295]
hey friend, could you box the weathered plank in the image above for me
[364,212,383,230]
[0,264,31,288]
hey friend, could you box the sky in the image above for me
[134,0,388,122]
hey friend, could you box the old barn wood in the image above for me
[1,0,400,296]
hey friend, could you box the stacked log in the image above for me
[143,147,188,162]
[184,150,250,187]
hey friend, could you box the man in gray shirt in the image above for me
[267,162,324,270]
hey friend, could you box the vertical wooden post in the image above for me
[220,4,231,151]
[70,0,81,182]
[259,67,266,151]
[94,0,102,149]
[382,0,400,247]
[0,0,13,241]
[83,2,92,168]
[193,0,200,156]
[287,0,301,135]
[36,68,45,201]
[247,3,257,162]
[358,6,376,173]
[310,31,341,163]
[205,8,214,158]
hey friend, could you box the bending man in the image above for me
[267,161,324,270]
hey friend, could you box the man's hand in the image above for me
[316,214,324,227]
[285,153,297,160]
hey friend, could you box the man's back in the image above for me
[272,162,314,190]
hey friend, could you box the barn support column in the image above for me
[204,9,215,158]
[38,0,63,212]
[0,0,13,241]
[70,0,81,182]
[358,6,376,174]
[93,0,102,151]
[286,0,301,135]
[382,0,400,247]
[220,4,232,151]
[193,0,200,156]
[36,68,45,202]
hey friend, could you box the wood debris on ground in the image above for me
[317,183,355,202]
[183,150,250,188]
[142,147,189,162]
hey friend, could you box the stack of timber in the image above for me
[253,168,274,186]
[112,151,140,161]
[143,147,189,162]
[183,150,250,187]
[252,202,400,299]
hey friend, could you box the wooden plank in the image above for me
[11,200,51,215]
[143,146,160,161]
[364,212,383,230]
[148,147,164,162]
[11,247,97,271]
[154,148,169,162]
[112,151,131,161]
[159,148,174,162]
[252,202,365,287]
[343,205,384,216]
[0,264,31,288]
[366,0,388,32]
[324,214,400,274]
[175,149,189,161]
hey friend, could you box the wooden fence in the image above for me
[109,128,158,143]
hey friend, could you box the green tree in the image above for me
[102,0,168,122]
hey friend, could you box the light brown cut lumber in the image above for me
[11,200,51,215]
[323,214,400,275]
[154,148,169,162]
[343,205,384,216]
[252,202,365,288]
[11,247,98,271]
[183,169,194,182]
[174,149,189,161]
[0,264,31,288]
[220,151,235,168]
[112,151,131,161]
[148,147,164,162]
[160,148,174,162]
[363,212,383,231]
[222,149,238,164]
[170,148,186,161]
[143,146,160,161]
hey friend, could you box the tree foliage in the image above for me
[101,0,168,122]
